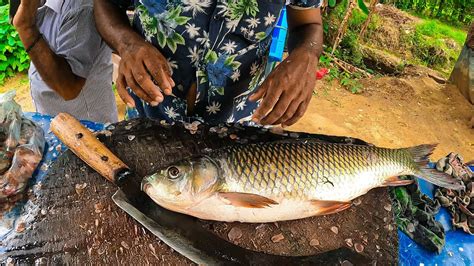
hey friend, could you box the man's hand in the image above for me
[13,0,41,33]
[94,0,174,107]
[250,7,323,127]
[249,48,318,127]
[116,39,175,107]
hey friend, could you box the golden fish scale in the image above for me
[220,140,414,199]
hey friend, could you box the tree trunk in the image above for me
[331,0,357,55]
[359,0,379,40]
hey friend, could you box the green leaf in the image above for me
[168,6,182,20]
[358,0,369,15]
[171,32,185,45]
[205,51,218,63]
[0,61,8,71]
[255,32,267,41]
[230,61,241,69]
[224,55,236,65]
[167,37,177,53]
[175,16,191,25]
[157,31,167,48]
[328,0,337,7]
[216,87,225,96]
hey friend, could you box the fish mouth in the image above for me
[141,181,152,193]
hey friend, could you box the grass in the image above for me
[415,19,467,46]
[325,2,466,76]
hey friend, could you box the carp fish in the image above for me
[142,140,463,223]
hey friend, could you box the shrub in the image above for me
[0,4,30,85]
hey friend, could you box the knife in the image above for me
[50,113,372,265]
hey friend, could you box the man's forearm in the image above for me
[17,27,85,100]
[287,23,323,61]
[94,0,144,55]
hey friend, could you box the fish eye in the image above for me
[167,166,181,180]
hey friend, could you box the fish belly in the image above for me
[188,196,341,223]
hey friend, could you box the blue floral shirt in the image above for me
[112,0,321,124]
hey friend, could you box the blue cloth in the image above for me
[110,0,321,124]
[398,179,474,265]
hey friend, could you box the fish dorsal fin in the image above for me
[310,200,352,215]
[382,176,415,187]
[218,192,278,208]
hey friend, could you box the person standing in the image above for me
[13,0,118,123]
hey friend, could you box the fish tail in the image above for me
[407,144,464,190]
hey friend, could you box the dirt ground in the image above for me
[1,71,472,161]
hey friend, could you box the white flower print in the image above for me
[182,0,212,17]
[164,106,179,120]
[221,40,237,54]
[197,31,210,48]
[206,101,221,115]
[236,98,247,111]
[185,23,201,39]
[230,69,240,82]
[245,17,260,28]
[227,114,235,123]
[216,3,228,16]
[187,46,201,65]
[195,91,201,103]
[250,62,259,76]
[226,19,239,31]
[264,12,276,26]
[240,26,248,35]
[167,58,178,74]
[247,30,255,38]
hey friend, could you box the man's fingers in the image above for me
[252,88,281,123]
[144,59,173,95]
[273,98,301,125]
[123,71,155,104]
[260,92,293,125]
[116,75,135,108]
[167,75,175,88]
[282,101,309,127]
[132,64,164,102]
[249,79,271,102]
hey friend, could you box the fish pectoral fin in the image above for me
[217,192,278,208]
[310,200,352,215]
[382,176,415,187]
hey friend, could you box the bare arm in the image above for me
[250,7,323,126]
[287,7,323,58]
[94,0,174,107]
[14,1,86,101]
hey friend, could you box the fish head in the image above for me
[142,156,221,210]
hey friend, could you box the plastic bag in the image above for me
[0,90,45,201]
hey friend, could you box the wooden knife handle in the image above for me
[51,113,129,184]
